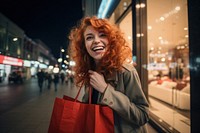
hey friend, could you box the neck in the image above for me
[95,60,99,65]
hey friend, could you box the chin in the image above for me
[94,57,102,61]
[93,57,102,62]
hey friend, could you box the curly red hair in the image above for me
[68,16,132,86]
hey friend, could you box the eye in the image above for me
[99,32,107,38]
[85,36,94,41]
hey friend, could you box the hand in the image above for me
[88,70,107,93]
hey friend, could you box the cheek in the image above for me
[104,39,109,46]
[85,46,90,53]
[85,42,91,52]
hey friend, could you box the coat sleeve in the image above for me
[100,67,149,126]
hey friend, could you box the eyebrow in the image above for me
[85,33,93,36]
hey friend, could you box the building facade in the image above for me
[0,13,56,82]
[0,13,24,82]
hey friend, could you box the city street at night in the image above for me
[0,78,157,133]
[0,78,82,133]
[0,0,200,132]
[0,78,45,115]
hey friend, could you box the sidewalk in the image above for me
[0,81,83,133]
[0,81,157,133]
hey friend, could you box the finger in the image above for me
[89,80,95,86]
[88,70,94,74]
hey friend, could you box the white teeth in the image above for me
[92,46,104,51]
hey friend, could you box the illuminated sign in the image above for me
[0,55,23,66]
[23,60,31,67]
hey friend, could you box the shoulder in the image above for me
[120,63,139,81]
[120,63,141,87]
[121,63,136,73]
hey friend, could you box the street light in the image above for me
[59,46,65,71]
[61,48,65,53]
[53,67,59,73]
[58,58,62,63]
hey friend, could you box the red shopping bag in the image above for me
[48,86,114,133]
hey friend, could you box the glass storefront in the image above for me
[109,0,190,132]
[119,11,132,50]
[147,0,190,132]
[110,0,132,49]
[0,64,11,82]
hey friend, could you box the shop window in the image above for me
[0,25,6,51]
[147,0,190,132]
[7,33,22,57]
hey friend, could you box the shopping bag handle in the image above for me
[74,82,92,104]
[74,81,84,102]
[89,86,92,104]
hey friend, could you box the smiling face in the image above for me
[84,26,109,64]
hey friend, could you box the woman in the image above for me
[68,16,149,133]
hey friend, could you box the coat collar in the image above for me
[105,63,133,85]
[105,71,119,87]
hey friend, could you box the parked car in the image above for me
[8,70,24,84]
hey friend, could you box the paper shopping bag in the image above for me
[48,88,114,133]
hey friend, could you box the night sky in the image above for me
[0,0,83,59]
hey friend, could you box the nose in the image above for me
[93,36,100,44]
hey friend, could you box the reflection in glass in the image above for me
[147,0,190,132]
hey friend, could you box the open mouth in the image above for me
[92,46,105,52]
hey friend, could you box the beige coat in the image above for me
[83,63,149,133]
